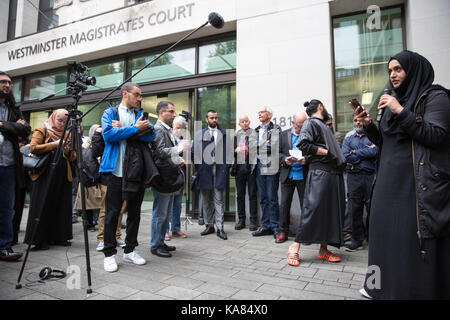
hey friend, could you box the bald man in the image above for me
[233,115,258,231]
[276,112,309,243]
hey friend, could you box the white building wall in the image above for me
[236,0,334,130]
[405,0,450,88]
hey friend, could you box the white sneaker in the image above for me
[104,255,118,272]
[96,242,104,251]
[123,251,146,265]
[359,288,373,299]
[117,240,126,248]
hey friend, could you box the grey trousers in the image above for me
[201,169,225,230]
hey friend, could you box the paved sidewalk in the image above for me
[0,202,369,300]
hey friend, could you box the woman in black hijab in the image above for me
[355,50,450,299]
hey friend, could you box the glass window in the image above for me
[333,7,404,134]
[86,61,125,92]
[141,91,191,125]
[38,0,59,32]
[128,47,195,84]
[24,70,68,101]
[78,99,121,137]
[12,78,22,102]
[29,111,50,132]
[199,40,236,74]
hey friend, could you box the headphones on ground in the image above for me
[39,267,67,280]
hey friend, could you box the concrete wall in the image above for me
[236,0,334,131]
[405,0,450,87]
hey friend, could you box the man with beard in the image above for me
[100,82,154,272]
[0,71,31,261]
[342,115,377,251]
[194,110,230,240]
[286,99,346,266]
[150,101,190,257]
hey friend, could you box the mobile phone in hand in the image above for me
[349,98,361,111]
[142,112,149,120]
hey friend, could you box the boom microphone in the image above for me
[377,87,392,122]
[208,12,225,29]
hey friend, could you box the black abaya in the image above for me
[24,155,73,246]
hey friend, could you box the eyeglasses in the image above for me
[0,80,12,85]
[127,91,142,98]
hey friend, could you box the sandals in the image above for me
[317,251,341,263]
[286,248,300,267]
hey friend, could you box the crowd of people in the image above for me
[0,49,449,299]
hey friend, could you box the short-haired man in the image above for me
[342,115,377,251]
[150,101,190,257]
[99,82,155,272]
[277,112,308,243]
[233,115,258,231]
[252,106,282,237]
[0,71,31,260]
[194,110,230,240]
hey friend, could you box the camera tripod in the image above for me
[16,78,94,294]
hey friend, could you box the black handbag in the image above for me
[20,127,52,174]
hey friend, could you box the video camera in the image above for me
[67,60,96,92]
[179,110,191,122]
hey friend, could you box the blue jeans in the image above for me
[166,188,183,233]
[0,166,16,250]
[151,190,174,250]
[256,163,280,231]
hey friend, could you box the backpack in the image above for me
[80,146,100,187]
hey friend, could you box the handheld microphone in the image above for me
[377,87,392,122]
[208,12,225,29]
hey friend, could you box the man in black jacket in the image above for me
[0,71,31,261]
[277,112,308,243]
[150,101,190,257]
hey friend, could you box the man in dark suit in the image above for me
[277,112,308,243]
[193,110,231,240]
[150,101,190,257]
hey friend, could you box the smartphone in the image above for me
[349,98,361,111]
[142,112,149,120]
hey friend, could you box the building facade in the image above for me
[2,0,449,221]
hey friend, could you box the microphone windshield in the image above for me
[208,12,224,29]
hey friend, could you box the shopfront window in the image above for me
[29,110,50,132]
[333,7,404,134]
[86,61,125,92]
[12,78,22,102]
[78,99,121,137]
[199,40,236,74]
[128,47,195,84]
[24,70,68,101]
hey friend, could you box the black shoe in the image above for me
[30,243,50,251]
[217,229,228,240]
[249,222,258,232]
[162,243,176,252]
[200,226,215,236]
[0,248,23,261]
[151,247,172,258]
[198,218,205,226]
[252,228,273,237]
[234,220,245,230]
[345,240,363,252]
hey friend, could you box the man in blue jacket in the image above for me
[99,82,155,272]
[342,115,378,252]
